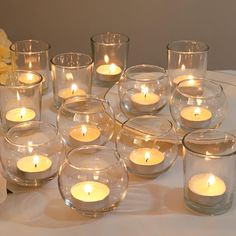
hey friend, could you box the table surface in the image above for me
[1,70,236,236]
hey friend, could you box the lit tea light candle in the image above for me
[129,148,165,175]
[58,83,86,102]
[131,86,160,112]
[6,107,36,126]
[180,106,212,129]
[96,55,122,81]
[188,173,226,206]
[17,154,52,179]
[70,181,110,209]
[18,72,42,85]
[69,124,101,144]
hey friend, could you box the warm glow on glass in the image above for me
[66,73,73,80]
[181,64,186,70]
[16,91,21,101]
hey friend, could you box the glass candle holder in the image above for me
[116,116,179,178]
[182,129,236,215]
[169,79,227,132]
[0,70,43,131]
[58,145,128,217]
[91,32,129,86]
[10,39,50,93]
[51,52,93,109]
[57,95,115,149]
[118,65,169,116]
[167,40,209,89]
[0,121,65,187]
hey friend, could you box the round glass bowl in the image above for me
[58,145,129,217]
[182,129,236,215]
[169,79,227,132]
[116,116,179,178]
[57,95,115,149]
[0,121,65,187]
[118,65,170,116]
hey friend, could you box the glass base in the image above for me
[64,198,121,218]
[184,197,232,215]
[120,101,167,117]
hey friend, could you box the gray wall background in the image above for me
[1,0,235,70]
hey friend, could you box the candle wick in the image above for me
[20,115,23,119]
[72,89,75,95]
[82,132,85,136]
[145,158,149,163]
[144,93,147,99]
[34,163,37,168]
[194,113,198,117]
[88,191,90,196]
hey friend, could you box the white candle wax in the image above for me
[6,107,36,127]
[17,155,52,180]
[180,106,212,129]
[188,173,226,206]
[131,87,160,112]
[70,181,110,209]
[96,64,122,82]
[18,72,41,85]
[129,148,165,175]
[69,124,101,144]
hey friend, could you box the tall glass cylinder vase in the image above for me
[167,40,209,89]
[10,39,50,93]
[91,32,129,87]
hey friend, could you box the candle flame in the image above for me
[66,73,73,80]
[194,107,201,117]
[181,64,186,71]
[141,86,149,97]
[104,54,109,64]
[33,155,40,168]
[16,91,21,101]
[144,151,151,163]
[84,184,92,195]
[71,83,78,95]
[208,174,215,187]
[81,125,87,136]
[20,107,26,119]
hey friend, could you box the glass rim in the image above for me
[90,32,130,45]
[0,70,43,89]
[167,40,209,54]
[123,64,167,82]
[10,39,51,54]
[121,115,175,139]
[182,129,236,159]
[59,94,115,117]
[5,121,58,148]
[50,52,93,69]
[176,78,224,99]
[65,145,122,171]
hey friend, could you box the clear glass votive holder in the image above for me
[58,145,128,217]
[57,95,115,149]
[10,39,51,93]
[0,70,43,131]
[116,116,179,178]
[91,32,129,86]
[118,65,169,116]
[169,79,227,132]
[167,40,209,88]
[182,129,236,215]
[51,52,93,109]
[0,121,65,187]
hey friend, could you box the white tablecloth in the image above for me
[1,71,236,236]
